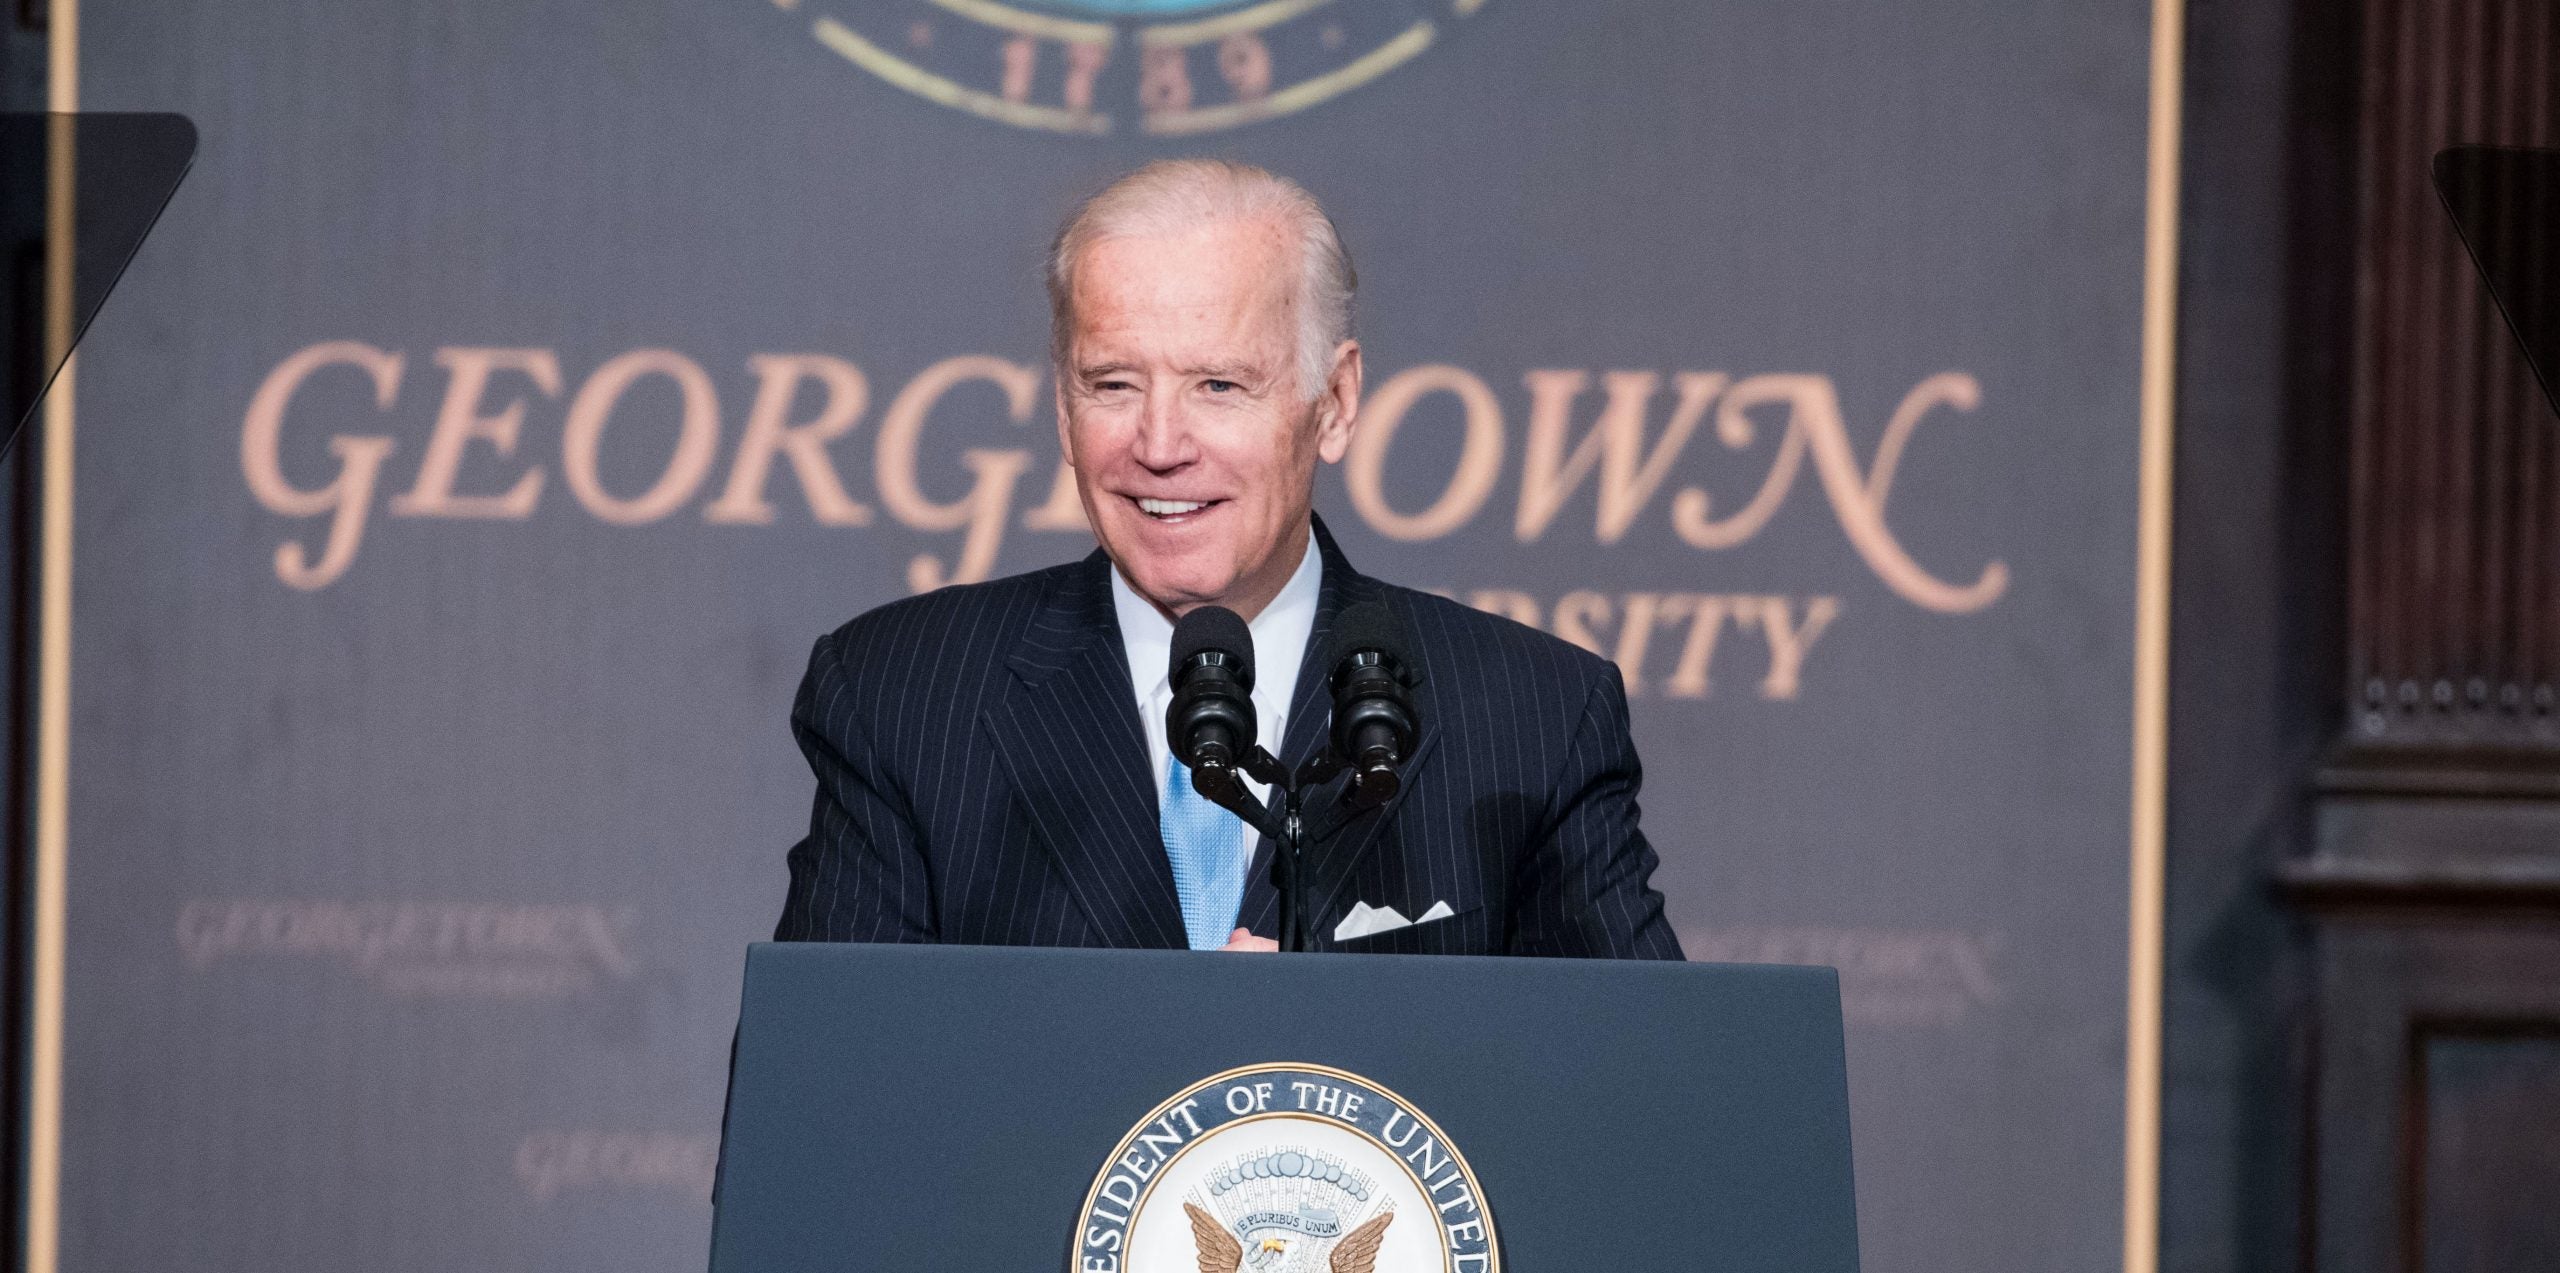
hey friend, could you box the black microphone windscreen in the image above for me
[1332,601,1405,662]
[1170,605,1255,682]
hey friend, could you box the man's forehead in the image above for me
[1068,229,1298,365]
[1072,220,1297,309]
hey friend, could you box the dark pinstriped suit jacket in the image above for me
[775,519,1682,959]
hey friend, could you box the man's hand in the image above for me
[1219,928,1279,952]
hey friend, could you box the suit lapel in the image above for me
[1234,530,1351,936]
[1235,518,1445,940]
[1303,677,1443,933]
[982,551,1187,950]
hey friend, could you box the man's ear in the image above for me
[1314,340,1363,465]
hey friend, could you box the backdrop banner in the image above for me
[72,2,2152,1269]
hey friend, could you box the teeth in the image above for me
[1138,498,1208,516]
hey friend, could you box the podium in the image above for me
[710,943,1858,1271]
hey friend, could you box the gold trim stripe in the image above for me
[813,17,1111,135]
[1138,0,1336,49]
[2123,1,2184,1271]
[1143,20,1432,136]
[928,0,1114,45]
[31,8,80,1273]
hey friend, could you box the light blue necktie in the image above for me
[1162,753,1249,950]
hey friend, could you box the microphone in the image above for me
[1171,605,1298,947]
[1326,602,1418,809]
[1167,606,1257,804]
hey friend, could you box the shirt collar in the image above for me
[1112,529,1324,709]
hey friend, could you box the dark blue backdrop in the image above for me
[68,2,2152,1269]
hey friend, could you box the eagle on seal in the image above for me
[1183,1202,1393,1273]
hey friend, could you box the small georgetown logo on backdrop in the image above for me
[1076,1063,1497,1271]
[776,0,1485,136]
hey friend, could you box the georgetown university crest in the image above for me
[1075,1064,1497,1272]
[775,0,1486,137]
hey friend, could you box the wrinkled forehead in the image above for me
[1064,217,1303,351]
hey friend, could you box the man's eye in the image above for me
[1093,379,1134,392]
[1203,380,1239,394]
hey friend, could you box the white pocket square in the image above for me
[1332,899,1457,941]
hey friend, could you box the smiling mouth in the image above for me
[1132,496,1223,521]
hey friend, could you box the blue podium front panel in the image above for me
[712,944,1856,1272]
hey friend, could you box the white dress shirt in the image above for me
[1111,530,1323,843]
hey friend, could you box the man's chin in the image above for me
[1112,558,1235,617]
[1137,580,1235,618]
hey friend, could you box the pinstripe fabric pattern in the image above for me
[775,517,1683,959]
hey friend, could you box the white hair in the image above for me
[1046,158,1357,397]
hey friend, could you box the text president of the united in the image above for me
[775,159,1681,959]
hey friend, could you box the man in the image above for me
[776,159,1679,959]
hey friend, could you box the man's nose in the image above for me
[1131,394,1194,472]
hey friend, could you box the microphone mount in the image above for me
[1168,601,1419,954]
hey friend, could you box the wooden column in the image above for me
[2282,1,2560,1269]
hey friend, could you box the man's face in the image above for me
[1056,215,1360,620]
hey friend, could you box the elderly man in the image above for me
[775,159,1679,958]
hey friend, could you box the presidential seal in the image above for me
[776,0,1488,137]
[1074,1063,1497,1273]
